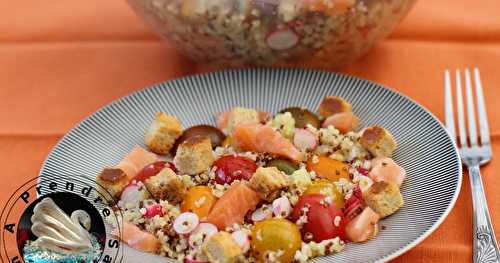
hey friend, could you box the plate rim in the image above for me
[38,68,463,263]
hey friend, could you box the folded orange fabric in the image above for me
[1,0,499,262]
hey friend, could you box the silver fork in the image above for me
[445,68,500,263]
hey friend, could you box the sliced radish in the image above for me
[272,196,292,218]
[231,230,250,252]
[143,203,164,219]
[251,205,273,222]
[188,223,218,248]
[293,129,318,151]
[173,212,199,235]
[120,183,142,205]
[357,167,369,177]
[266,27,299,50]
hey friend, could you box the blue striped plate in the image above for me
[39,69,462,262]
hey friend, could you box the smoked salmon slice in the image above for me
[207,182,260,230]
[115,145,157,180]
[322,112,360,134]
[232,123,304,162]
[113,221,160,253]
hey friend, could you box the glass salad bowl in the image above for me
[127,0,416,69]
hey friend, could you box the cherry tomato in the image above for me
[291,194,347,242]
[303,180,345,209]
[251,218,302,263]
[306,156,350,183]
[172,125,226,153]
[134,161,176,182]
[181,186,217,221]
[213,155,257,184]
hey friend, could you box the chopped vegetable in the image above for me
[266,159,299,175]
[181,186,218,221]
[306,155,350,183]
[251,219,302,263]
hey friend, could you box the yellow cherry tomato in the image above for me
[251,218,302,263]
[306,155,350,183]
[181,186,217,221]
[304,180,345,209]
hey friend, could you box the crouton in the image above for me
[248,167,289,201]
[95,168,129,201]
[360,126,397,157]
[144,168,186,203]
[363,181,404,218]
[174,136,214,175]
[318,96,352,118]
[202,232,242,263]
[226,107,260,134]
[145,112,183,155]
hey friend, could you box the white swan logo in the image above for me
[1,176,123,263]
[30,198,93,254]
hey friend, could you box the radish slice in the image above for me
[293,129,318,151]
[251,205,273,222]
[266,27,299,50]
[142,203,164,219]
[120,183,142,206]
[231,230,250,252]
[272,196,292,218]
[357,167,369,176]
[174,212,199,235]
[188,223,218,248]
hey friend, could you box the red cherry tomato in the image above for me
[213,155,257,185]
[134,161,176,182]
[291,194,347,242]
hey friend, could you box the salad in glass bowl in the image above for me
[127,0,416,69]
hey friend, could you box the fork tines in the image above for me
[444,68,491,149]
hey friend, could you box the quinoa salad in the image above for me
[127,0,416,68]
[97,96,406,263]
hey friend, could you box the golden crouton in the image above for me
[95,168,129,201]
[318,96,352,118]
[144,112,183,155]
[249,167,289,201]
[360,126,397,157]
[363,181,404,218]
[144,168,186,203]
[225,107,260,134]
[202,232,242,263]
[174,136,214,175]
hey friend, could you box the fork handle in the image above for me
[468,165,500,263]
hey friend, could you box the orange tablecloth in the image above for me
[1,0,500,262]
